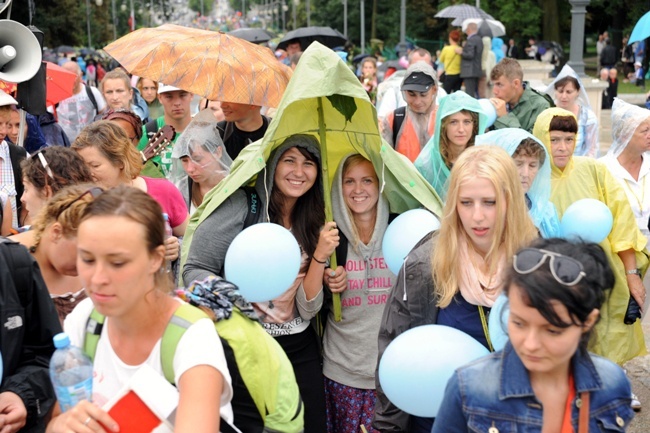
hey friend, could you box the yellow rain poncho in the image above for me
[533,107,648,364]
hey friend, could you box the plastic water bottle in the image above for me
[163,213,173,274]
[49,333,94,412]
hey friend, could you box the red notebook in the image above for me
[101,390,161,433]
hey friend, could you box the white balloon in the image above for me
[382,209,440,275]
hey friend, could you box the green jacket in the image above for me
[494,83,552,133]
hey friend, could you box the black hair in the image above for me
[504,237,614,350]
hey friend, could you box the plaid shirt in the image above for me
[0,141,17,229]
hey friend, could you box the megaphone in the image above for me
[0,20,42,83]
[0,0,11,16]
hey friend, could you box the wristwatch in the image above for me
[626,269,642,276]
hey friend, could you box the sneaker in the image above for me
[631,393,642,411]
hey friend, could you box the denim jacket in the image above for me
[432,342,634,433]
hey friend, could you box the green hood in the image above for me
[180,42,443,268]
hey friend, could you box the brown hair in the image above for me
[72,121,142,180]
[21,147,94,196]
[136,78,158,94]
[549,115,578,134]
[80,185,170,291]
[513,138,546,165]
[449,30,461,43]
[31,183,99,252]
[490,57,524,82]
[100,69,132,93]
[439,110,479,167]
[341,154,378,250]
[554,76,580,91]
[101,109,144,140]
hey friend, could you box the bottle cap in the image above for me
[162,213,169,221]
[53,332,71,349]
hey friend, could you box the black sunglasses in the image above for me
[513,248,586,286]
[58,187,104,217]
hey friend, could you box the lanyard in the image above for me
[623,177,646,214]
[478,305,494,352]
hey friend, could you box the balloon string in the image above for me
[402,257,408,301]
[263,165,270,222]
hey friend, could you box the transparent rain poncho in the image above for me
[608,97,650,157]
[170,109,233,210]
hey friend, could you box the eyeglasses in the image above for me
[57,187,104,217]
[513,248,586,286]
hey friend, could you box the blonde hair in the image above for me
[31,183,99,252]
[341,154,378,251]
[431,146,538,307]
[490,57,524,82]
[100,69,131,93]
[72,121,142,180]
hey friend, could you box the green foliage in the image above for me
[492,0,543,39]
[189,0,214,15]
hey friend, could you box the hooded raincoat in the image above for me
[476,128,561,238]
[600,98,650,245]
[170,109,232,213]
[414,91,488,199]
[533,107,648,364]
[545,64,599,157]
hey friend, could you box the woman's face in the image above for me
[77,215,163,318]
[444,111,475,151]
[342,160,379,219]
[273,147,318,201]
[181,145,222,186]
[628,119,650,155]
[513,154,540,193]
[76,146,124,189]
[508,283,591,377]
[456,176,503,257]
[554,83,579,109]
[549,130,576,171]
[140,79,158,104]
[21,179,48,221]
[362,61,376,77]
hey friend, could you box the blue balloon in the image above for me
[378,325,489,417]
[382,209,440,275]
[225,223,301,303]
[488,294,510,351]
[478,98,497,127]
[560,198,613,244]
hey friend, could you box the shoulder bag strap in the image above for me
[578,391,590,433]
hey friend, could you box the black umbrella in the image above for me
[277,26,347,51]
[228,28,276,44]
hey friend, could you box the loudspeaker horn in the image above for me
[0,0,11,16]
[0,19,42,83]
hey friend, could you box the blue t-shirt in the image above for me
[436,292,490,350]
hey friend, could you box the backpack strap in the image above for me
[242,186,260,230]
[84,84,99,115]
[83,308,106,362]
[160,303,208,385]
[0,237,32,307]
[391,106,407,146]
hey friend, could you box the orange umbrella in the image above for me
[45,62,77,106]
[104,24,292,108]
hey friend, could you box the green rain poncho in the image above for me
[533,107,648,364]
[180,43,443,304]
[413,91,487,199]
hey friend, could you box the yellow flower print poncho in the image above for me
[533,107,648,365]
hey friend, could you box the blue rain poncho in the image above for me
[475,128,560,238]
[414,91,488,199]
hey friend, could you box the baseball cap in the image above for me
[401,61,437,93]
[0,90,17,107]
[158,83,183,94]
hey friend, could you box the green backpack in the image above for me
[83,303,304,433]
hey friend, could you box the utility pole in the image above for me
[343,0,347,37]
[360,0,365,53]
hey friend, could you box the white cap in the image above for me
[158,83,183,94]
[0,90,17,107]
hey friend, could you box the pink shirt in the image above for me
[143,176,188,229]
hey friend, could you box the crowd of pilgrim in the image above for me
[0,29,650,433]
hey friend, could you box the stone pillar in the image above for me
[567,0,590,76]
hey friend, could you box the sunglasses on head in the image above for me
[513,248,586,286]
[28,149,54,180]
[57,187,104,217]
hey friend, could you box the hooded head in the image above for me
[171,109,232,195]
[414,91,488,197]
[608,97,650,157]
[533,107,578,175]
[544,64,590,109]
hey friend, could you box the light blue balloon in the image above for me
[560,198,613,244]
[382,209,440,275]
[378,325,489,417]
[478,98,497,127]
[225,223,301,303]
[488,294,510,351]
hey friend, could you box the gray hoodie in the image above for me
[183,134,324,335]
[322,154,396,389]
